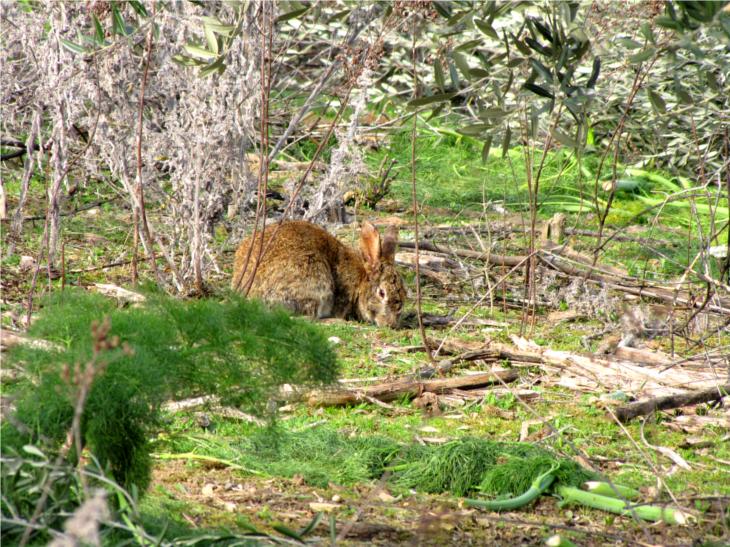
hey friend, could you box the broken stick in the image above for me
[614,383,730,423]
[417,347,502,378]
[307,369,518,407]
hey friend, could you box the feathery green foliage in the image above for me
[3,290,338,490]
[478,453,591,496]
[167,428,403,488]
[393,438,594,497]
[166,430,594,499]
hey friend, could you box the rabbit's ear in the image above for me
[381,225,399,263]
[360,221,381,270]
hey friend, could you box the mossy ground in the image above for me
[1,129,728,545]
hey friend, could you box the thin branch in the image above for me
[133,3,160,285]
[21,196,121,222]
[409,15,433,364]
[240,2,274,297]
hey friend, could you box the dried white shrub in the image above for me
[3,0,393,290]
[89,1,265,290]
[2,1,266,291]
[305,68,373,223]
[560,276,621,319]
[2,2,76,263]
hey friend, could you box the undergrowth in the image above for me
[166,428,402,489]
[163,427,595,498]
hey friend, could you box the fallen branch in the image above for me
[0,331,63,353]
[162,395,217,412]
[401,313,509,329]
[306,369,518,407]
[0,137,43,161]
[509,335,720,397]
[396,260,453,285]
[399,240,526,267]
[161,396,265,425]
[420,222,680,247]
[395,251,462,271]
[416,347,502,378]
[615,383,730,423]
[403,238,730,315]
[613,346,673,366]
[565,228,680,247]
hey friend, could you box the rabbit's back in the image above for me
[232,221,363,319]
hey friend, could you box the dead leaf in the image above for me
[19,256,36,272]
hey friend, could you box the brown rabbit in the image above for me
[232,220,406,327]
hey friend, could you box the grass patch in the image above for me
[365,128,726,279]
[160,426,595,498]
[163,427,402,488]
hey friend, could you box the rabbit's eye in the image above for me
[378,288,386,299]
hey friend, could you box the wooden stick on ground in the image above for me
[306,369,518,407]
[615,383,730,423]
[416,347,502,378]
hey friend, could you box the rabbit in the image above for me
[232,220,406,327]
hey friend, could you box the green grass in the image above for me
[368,128,727,229]
[367,129,595,214]
[365,128,727,279]
[157,419,595,495]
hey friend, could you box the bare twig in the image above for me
[132,3,160,286]
[410,18,433,364]
[240,2,274,297]
[266,4,381,163]
[7,110,42,256]
[25,47,103,326]
[21,197,122,222]
[399,240,526,267]
[592,56,657,265]
[433,253,536,358]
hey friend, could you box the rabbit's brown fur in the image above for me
[232,220,405,327]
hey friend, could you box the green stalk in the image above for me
[465,466,556,512]
[626,168,681,192]
[556,486,689,525]
[582,481,640,500]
